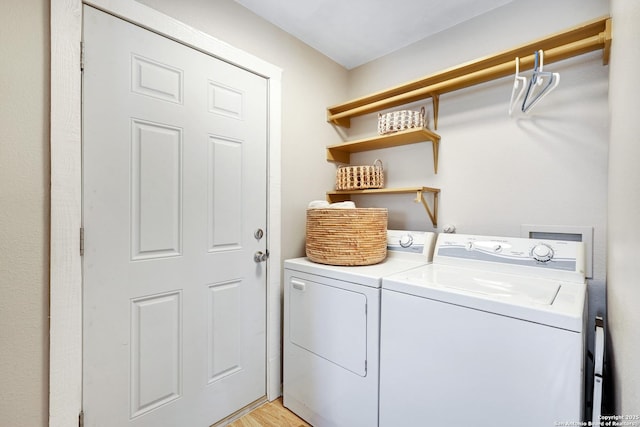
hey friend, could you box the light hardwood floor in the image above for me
[228,398,311,427]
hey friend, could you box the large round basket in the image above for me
[305,208,388,266]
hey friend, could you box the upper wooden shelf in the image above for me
[327,127,441,173]
[327,16,612,128]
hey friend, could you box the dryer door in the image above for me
[288,276,367,376]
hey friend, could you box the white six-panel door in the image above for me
[82,6,267,426]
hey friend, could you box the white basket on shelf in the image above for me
[335,159,384,191]
[377,106,426,135]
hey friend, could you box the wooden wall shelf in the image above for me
[326,186,440,227]
[327,127,441,173]
[327,16,611,128]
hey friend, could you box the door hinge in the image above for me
[79,410,84,427]
[80,41,85,71]
[80,227,84,256]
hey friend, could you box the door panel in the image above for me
[130,291,182,418]
[82,6,267,426]
[209,136,243,251]
[131,54,184,104]
[131,120,183,259]
[208,280,242,382]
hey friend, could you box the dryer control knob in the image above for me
[399,234,414,248]
[531,244,554,262]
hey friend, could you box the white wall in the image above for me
[0,0,50,426]
[136,0,348,262]
[608,0,640,415]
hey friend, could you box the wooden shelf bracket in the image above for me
[415,188,438,227]
[431,136,439,174]
[431,93,439,131]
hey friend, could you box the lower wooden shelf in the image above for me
[326,186,440,227]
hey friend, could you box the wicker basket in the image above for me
[378,106,426,135]
[305,208,388,266]
[336,159,384,190]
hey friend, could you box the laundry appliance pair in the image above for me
[284,232,587,427]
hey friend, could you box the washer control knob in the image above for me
[531,244,554,262]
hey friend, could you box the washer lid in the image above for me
[383,264,586,332]
[434,267,560,305]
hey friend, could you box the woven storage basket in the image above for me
[305,208,388,266]
[377,106,426,135]
[336,159,384,190]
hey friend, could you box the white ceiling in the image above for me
[233,0,515,69]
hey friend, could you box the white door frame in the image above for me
[50,1,282,425]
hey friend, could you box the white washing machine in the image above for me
[283,230,436,427]
[380,233,587,427]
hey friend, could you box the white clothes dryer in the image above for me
[380,233,588,427]
[283,230,436,427]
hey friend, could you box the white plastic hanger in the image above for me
[521,50,560,113]
[508,56,528,116]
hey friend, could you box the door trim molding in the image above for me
[50,1,282,425]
